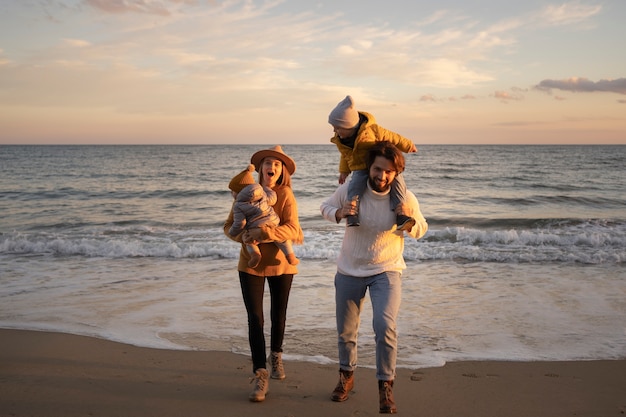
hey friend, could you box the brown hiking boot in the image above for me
[249,368,269,402]
[269,351,286,380]
[378,380,397,414]
[330,369,354,402]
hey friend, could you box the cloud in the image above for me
[63,38,92,47]
[1,1,620,123]
[539,2,602,26]
[24,1,599,95]
[535,77,626,95]
[493,90,524,102]
[416,93,481,103]
[83,0,201,15]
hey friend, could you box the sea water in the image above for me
[1,144,625,368]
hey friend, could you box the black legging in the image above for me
[239,271,294,372]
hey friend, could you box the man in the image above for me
[320,141,428,414]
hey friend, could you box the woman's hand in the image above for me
[243,227,274,244]
[242,230,258,245]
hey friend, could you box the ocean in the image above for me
[1,144,624,369]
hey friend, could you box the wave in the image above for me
[1,189,229,201]
[6,188,622,210]
[478,195,625,208]
[2,218,624,264]
[427,217,624,229]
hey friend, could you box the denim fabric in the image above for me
[347,170,408,210]
[334,270,402,380]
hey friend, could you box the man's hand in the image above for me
[335,199,358,222]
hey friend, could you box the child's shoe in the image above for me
[248,252,261,268]
[396,215,416,232]
[346,215,360,227]
[286,253,300,265]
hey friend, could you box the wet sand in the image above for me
[1,329,624,417]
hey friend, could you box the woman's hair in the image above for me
[257,159,292,188]
[366,141,406,174]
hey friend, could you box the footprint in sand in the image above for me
[410,371,424,381]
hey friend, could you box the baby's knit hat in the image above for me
[229,164,256,193]
[328,95,359,129]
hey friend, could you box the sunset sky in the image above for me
[1,0,625,145]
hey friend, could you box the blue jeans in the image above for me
[347,170,407,210]
[335,271,402,381]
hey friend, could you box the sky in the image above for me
[0,0,625,145]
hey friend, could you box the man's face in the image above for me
[368,155,398,192]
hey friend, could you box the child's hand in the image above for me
[408,144,417,153]
[338,172,349,184]
[395,203,413,218]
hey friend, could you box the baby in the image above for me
[228,164,299,268]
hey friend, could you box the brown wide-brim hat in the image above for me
[250,145,296,175]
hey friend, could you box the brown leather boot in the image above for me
[330,369,354,402]
[378,380,397,414]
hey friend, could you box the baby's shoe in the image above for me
[286,253,300,265]
[248,252,261,268]
[396,215,416,232]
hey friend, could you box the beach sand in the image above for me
[1,329,624,417]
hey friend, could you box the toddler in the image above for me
[328,95,418,231]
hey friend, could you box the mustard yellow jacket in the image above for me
[330,111,415,173]
[224,185,303,277]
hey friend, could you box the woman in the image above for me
[224,145,304,402]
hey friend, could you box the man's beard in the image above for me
[369,176,391,193]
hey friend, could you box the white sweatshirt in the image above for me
[320,182,428,277]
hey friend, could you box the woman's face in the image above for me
[260,157,283,188]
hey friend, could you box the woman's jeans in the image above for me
[239,271,293,372]
[335,271,402,381]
